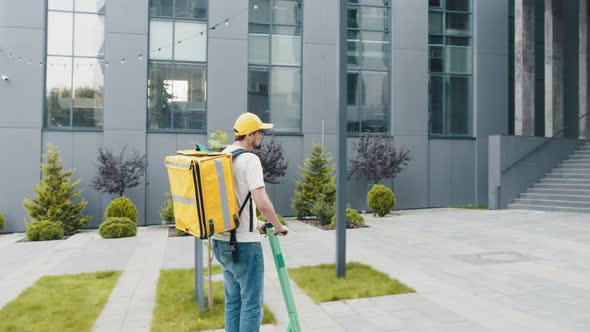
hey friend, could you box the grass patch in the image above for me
[151,268,276,332]
[0,271,122,332]
[451,205,488,210]
[289,262,414,303]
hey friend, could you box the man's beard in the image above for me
[253,138,263,150]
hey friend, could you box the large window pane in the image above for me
[172,64,207,130]
[271,27,301,65]
[249,34,270,65]
[446,76,470,135]
[348,7,360,29]
[149,0,174,18]
[175,0,207,20]
[270,67,301,132]
[445,45,471,74]
[149,21,173,60]
[74,14,105,57]
[445,13,470,36]
[75,0,106,14]
[174,21,207,62]
[347,30,360,68]
[48,12,73,56]
[48,0,72,11]
[249,0,271,24]
[347,72,360,133]
[273,1,302,25]
[429,46,443,72]
[46,57,73,127]
[360,71,388,133]
[357,0,389,5]
[429,11,443,34]
[73,58,104,128]
[446,0,470,12]
[361,31,389,70]
[429,76,443,134]
[248,67,271,123]
[360,7,388,31]
[147,63,174,129]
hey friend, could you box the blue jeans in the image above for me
[212,240,264,332]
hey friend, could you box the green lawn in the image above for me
[0,271,122,332]
[289,262,415,303]
[151,268,276,332]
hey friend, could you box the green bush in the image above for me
[99,217,136,239]
[0,212,4,231]
[311,199,336,225]
[329,208,365,230]
[160,193,175,224]
[256,210,288,226]
[105,197,138,224]
[367,184,395,217]
[26,220,64,241]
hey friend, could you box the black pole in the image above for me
[336,0,347,278]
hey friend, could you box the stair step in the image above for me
[568,156,590,160]
[552,168,590,173]
[535,183,590,190]
[528,188,590,195]
[512,198,590,208]
[521,193,590,202]
[507,203,590,213]
[545,173,590,179]
[561,160,590,165]
[558,163,590,168]
[540,178,590,184]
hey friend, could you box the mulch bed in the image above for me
[299,218,369,230]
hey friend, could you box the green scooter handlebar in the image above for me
[261,223,301,332]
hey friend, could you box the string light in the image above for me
[224,19,229,26]
[138,53,143,60]
[120,58,125,64]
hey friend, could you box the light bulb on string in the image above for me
[105,61,109,67]
[120,58,125,64]
[27,59,31,64]
[253,2,259,9]
[224,19,229,26]
[8,53,13,58]
[138,53,143,60]
[18,57,22,62]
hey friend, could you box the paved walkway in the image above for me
[1,208,590,331]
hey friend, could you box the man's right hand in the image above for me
[273,224,288,236]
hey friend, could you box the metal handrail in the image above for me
[501,111,590,174]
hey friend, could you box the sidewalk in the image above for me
[1,208,590,331]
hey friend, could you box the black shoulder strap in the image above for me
[229,148,256,263]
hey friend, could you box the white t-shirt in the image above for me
[212,144,265,243]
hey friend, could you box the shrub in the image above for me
[253,135,288,184]
[23,145,91,236]
[105,197,138,224]
[91,146,148,197]
[99,217,136,239]
[256,210,288,226]
[330,208,365,230]
[160,193,175,224]
[311,199,336,225]
[291,144,336,218]
[348,135,412,184]
[0,212,4,231]
[26,220,64,241]
[367,184,395,217]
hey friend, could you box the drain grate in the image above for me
[453,250,538,265]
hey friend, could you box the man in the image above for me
[212,112,288,332]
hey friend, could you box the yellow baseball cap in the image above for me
[233,112,273,136]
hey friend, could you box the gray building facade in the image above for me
[0,0,510,233]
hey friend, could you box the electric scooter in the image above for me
[262,223,301,332]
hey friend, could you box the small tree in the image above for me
[254,135,288,184]
[23,145,91,236]
[208,130,229,150]
[348,135,412,184]
[291,144,336,219]
[92,146,148,197]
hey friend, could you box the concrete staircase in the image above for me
[508,141,590,213]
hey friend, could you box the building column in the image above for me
[581,0,590,139]
[545,0,565,137]
[515,0,536,136]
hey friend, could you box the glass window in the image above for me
[47,12,73,56]
[175,0,207,20]
[248,0,303,132]
[361,31,389,70]
[73,58,104,127]
[248,67,271,123]
[148,0,208,131]
[45,3,105,129]
[270,67,301,132]
[348,7,360,29]
[74,14,105,57]
[428,1,472,135]
[347,72,360,132]
[149,21,173,60]
[360,6,388,31]
[174,21,207,62]
[361,71,388,133]
[347,30,361,68]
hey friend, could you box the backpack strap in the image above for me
[229,148,256,263]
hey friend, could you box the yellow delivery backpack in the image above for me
[164,145,253,240]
